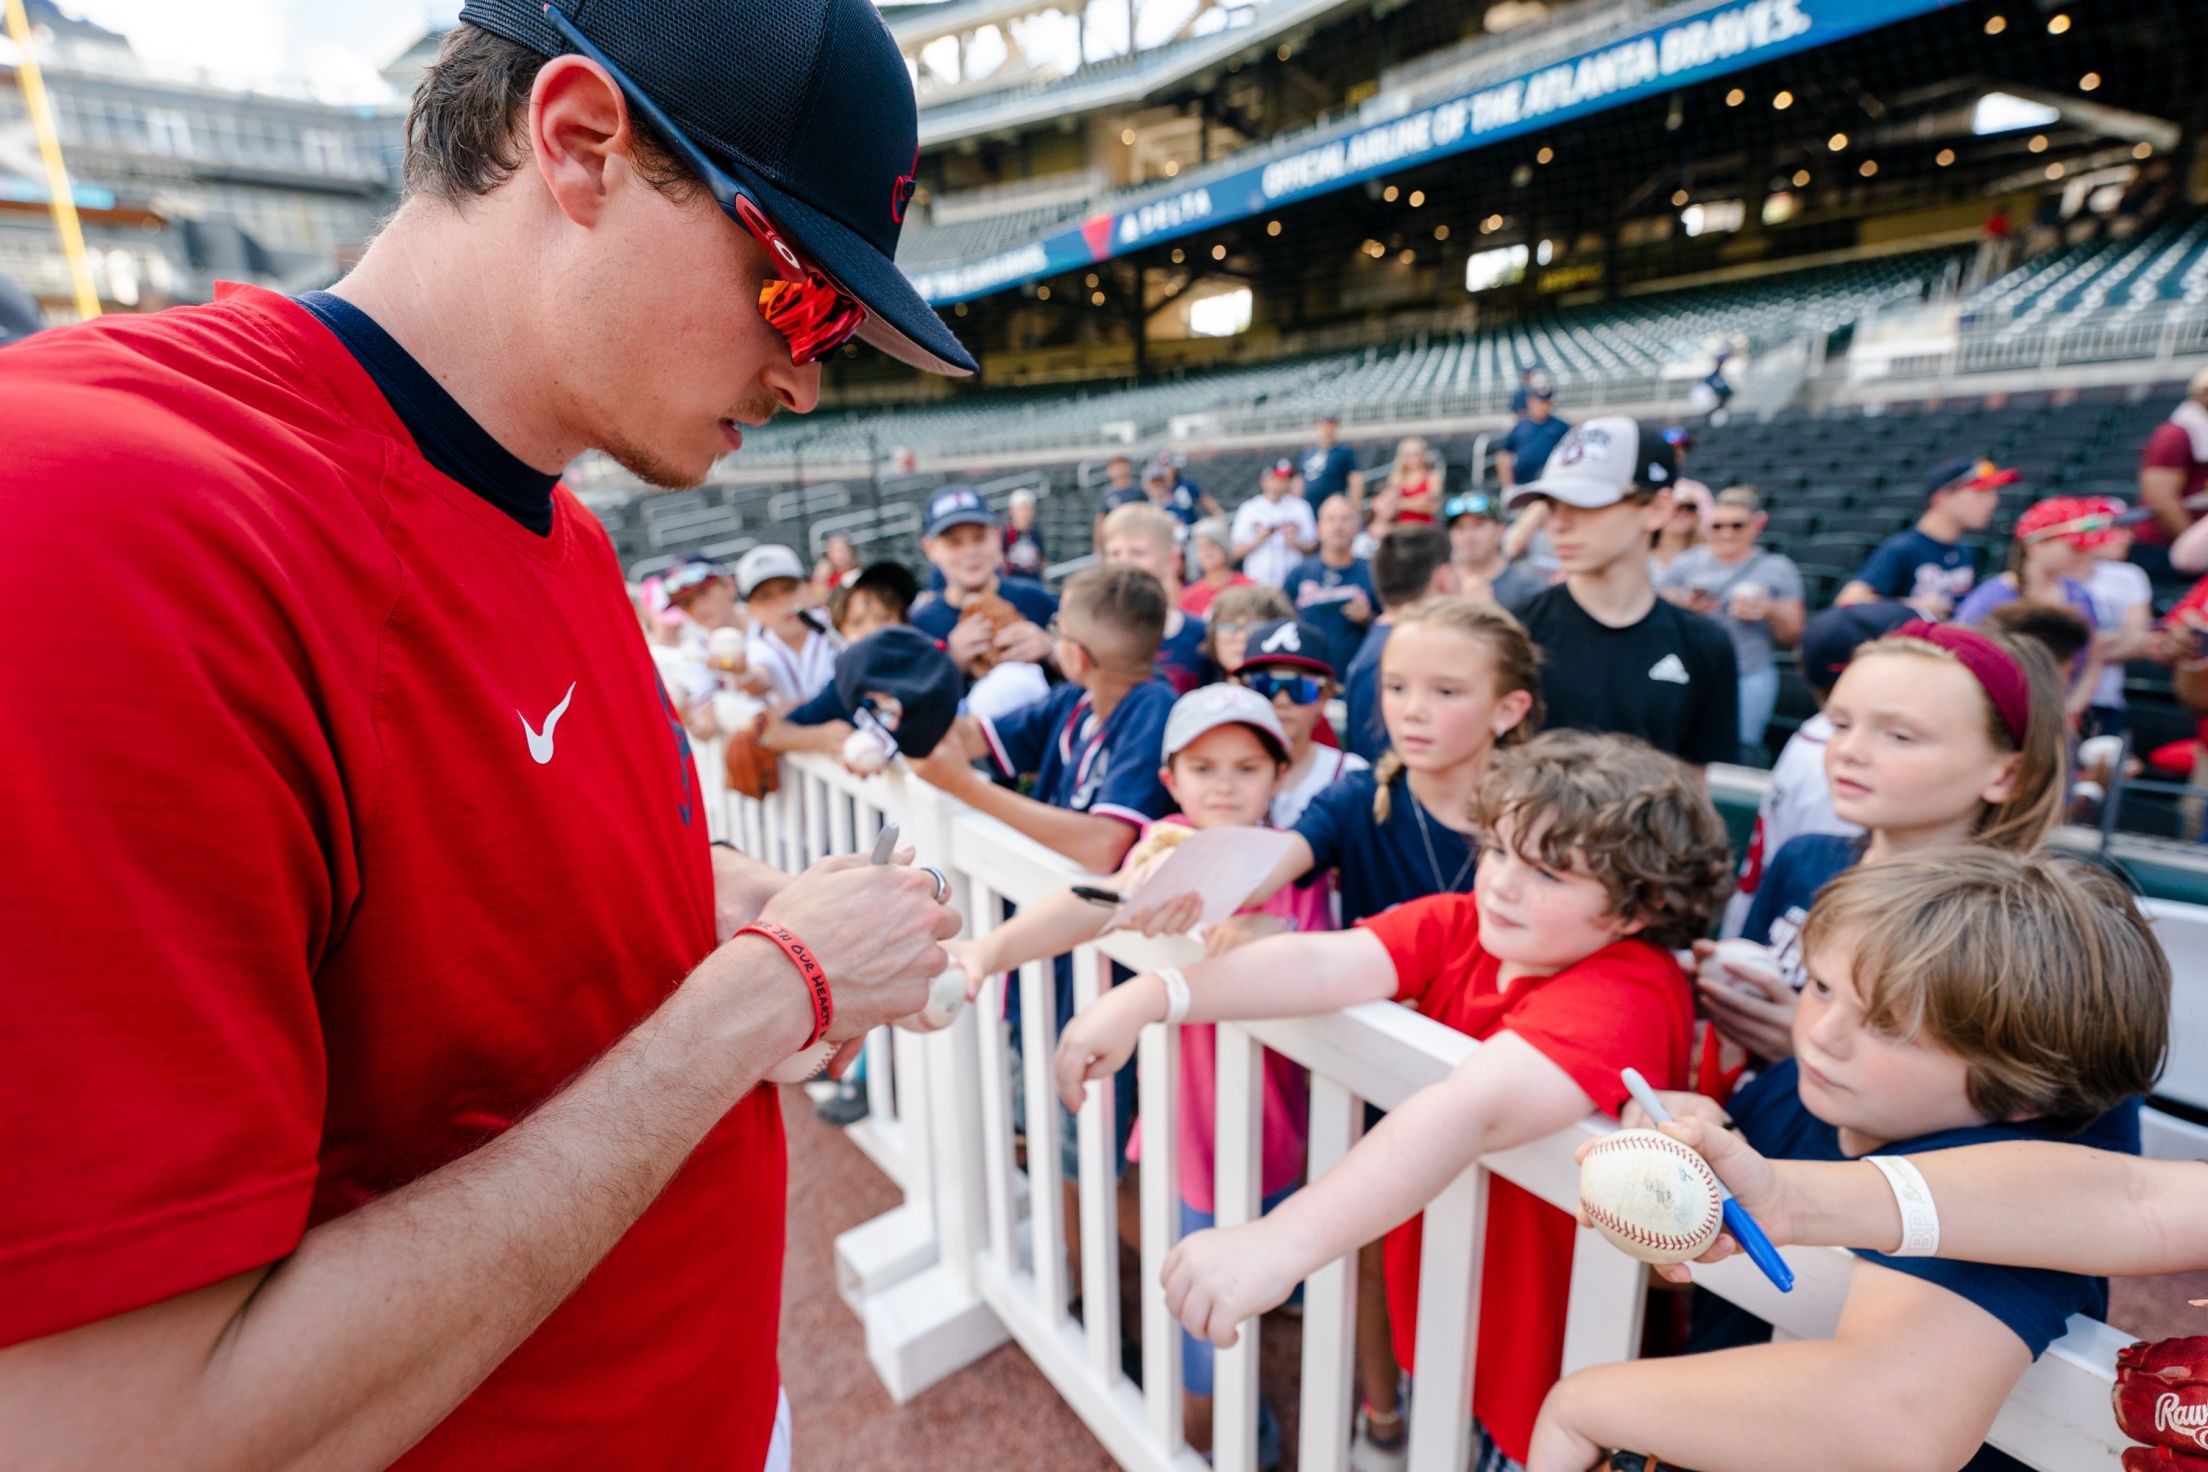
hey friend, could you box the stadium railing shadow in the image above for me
[700,747,2188,1472]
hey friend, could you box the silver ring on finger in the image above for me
[920,865,950,905]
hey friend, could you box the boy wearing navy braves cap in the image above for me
[1232,618,1370,828]
[1836,456,2012,617]
[1506,415,1740,767]
[0,2,971,1468]
[911,485,1058,675]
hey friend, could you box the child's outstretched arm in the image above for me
[1159,1029,1598,1349]
[1640,1118,2208,1280]
[946,885,1121,1000]
[1051,926,1398,1110]
[1528,1260,2029,1472]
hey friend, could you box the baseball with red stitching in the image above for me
[1578,1127,1727,1266]
[2115,1336,2208,1454]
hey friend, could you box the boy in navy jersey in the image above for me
[910,485,1059,677]
[1836,457,2011,618]
[1533,851,2167,1472]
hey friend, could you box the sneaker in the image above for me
[812,1078,869,1127]
[1351,1398,1408,1472]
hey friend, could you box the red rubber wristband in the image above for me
[737,922,833,1050]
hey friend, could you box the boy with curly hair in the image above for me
[1053,731,1737,1469]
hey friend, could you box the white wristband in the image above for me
[1864,1155,1940,1257]
[1158,967,1191,1027]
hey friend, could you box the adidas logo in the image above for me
[1648,653,1690,685]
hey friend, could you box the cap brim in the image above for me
[1239,652,1334,679]
[729,160,978,378]
[925,511,996,537]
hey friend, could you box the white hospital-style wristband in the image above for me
[1158,967,1192,1027]
[1864,1155,1940,1256]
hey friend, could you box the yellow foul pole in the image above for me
[3,0,101,321]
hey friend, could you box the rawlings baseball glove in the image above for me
[2116,1336,2208,1458]
[723,712,780,801]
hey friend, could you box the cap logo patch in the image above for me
[1261,624,1302,654]
[1646,462,1670,482]
[891,146,919,224]
[1558,426,1611,466]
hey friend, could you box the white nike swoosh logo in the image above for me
[519,683,576,765]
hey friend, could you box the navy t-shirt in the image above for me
[909,576,1059,643]
[1294,766,1474,924]
[1851,529,1980,607]
[1158,482,1207,526]
[1342,622,1392,762]
[1096,483,1147,520]
[1499,415,1570,484]
[1694,1059,2138,1472]
[1738,832,1863,992]
[1156,612,1213,695]
[1286,553,1377,679]
[1301,444,1359,510]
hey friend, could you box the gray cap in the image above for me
[736,544,807,597]
[1163,683,1290,763]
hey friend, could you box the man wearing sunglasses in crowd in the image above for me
[1234,619,1370,828]
[0,4,970,1470]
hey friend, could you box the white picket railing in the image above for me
[713,746,2148,1471]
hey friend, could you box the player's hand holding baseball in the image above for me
[1161,1219,1305,1349]
[736,850,962,1044]
[1052,978,1164,1110]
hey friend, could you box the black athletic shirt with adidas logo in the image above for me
[1515,583,1740,765]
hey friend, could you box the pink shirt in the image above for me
[1125,819,1329,1211]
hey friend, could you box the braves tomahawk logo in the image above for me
[891,146,919,224]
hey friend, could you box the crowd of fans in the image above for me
[624,376,2208,1472]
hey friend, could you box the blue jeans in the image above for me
[1178,1186,1298,1395]
[1737,664,1779,759]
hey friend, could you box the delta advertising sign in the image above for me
[912,0,1962,305]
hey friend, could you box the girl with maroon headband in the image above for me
[1697,620,2068,1064]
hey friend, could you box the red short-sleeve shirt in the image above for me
[1356,893,1694,1463]
[0,288,785,1468]
[2138,421,2208,545]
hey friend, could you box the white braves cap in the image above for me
[1163,683,1290,763]
[736,544,807,598]
[1503,415,1680,511]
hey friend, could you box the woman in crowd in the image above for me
[1657,486,1806,758]
[1182,517,1252,616]
[1385,436,1446,526]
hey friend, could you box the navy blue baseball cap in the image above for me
[458,0,975,376]
[1798,601,1915,689]
[834,625,961,757]
[1238,618,1336,679]
[1923,456,2020,498]
[922,484,994,538]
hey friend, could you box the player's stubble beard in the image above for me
[603,392,784,490]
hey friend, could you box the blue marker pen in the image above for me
[1619,1067,1794,1293]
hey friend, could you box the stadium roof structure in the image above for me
[902,0,1967,304]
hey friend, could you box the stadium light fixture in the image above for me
[1266,219,1282,237]
[1212,243,1227,261]
[1090,290,1106,305]
[1409,190,1425,208]
[1086,272,1100,288]
[1276,42,1290,61]
[1434,224,1450,241]
[1398,249,1415,266]
[1984,13,2006,34]
[1935,148,1956,167]
[2027,134,2048,153]
[953,302,967,316]
[1171,248,1185,264]
[1772,90,1794,111]
[2046,13,2070,34]
[1859,159,1878,177]
[1036,285,1050,300]
[1827,132,1848,151]
[1120,128,1136,145]
[1383,185,1399,202]
[1671,188,1690,206]
[1973,92,2060,134]
[1536,146,1554,164]
[2045,162,2065,179]
[1163,160,1180,177]
[2079,72,2100,91]
[1726,88,1745,107]
[1793,168,1812,186]
[2135,141,2154,159]
[1536,239,1553,265]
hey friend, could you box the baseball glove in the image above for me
[2125,1448,2208,1470]
[956,591,1023,673]
[2116,1336,2208,1456]
[723,713,780,800]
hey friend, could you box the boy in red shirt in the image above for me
[1053,731,1736,1468]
